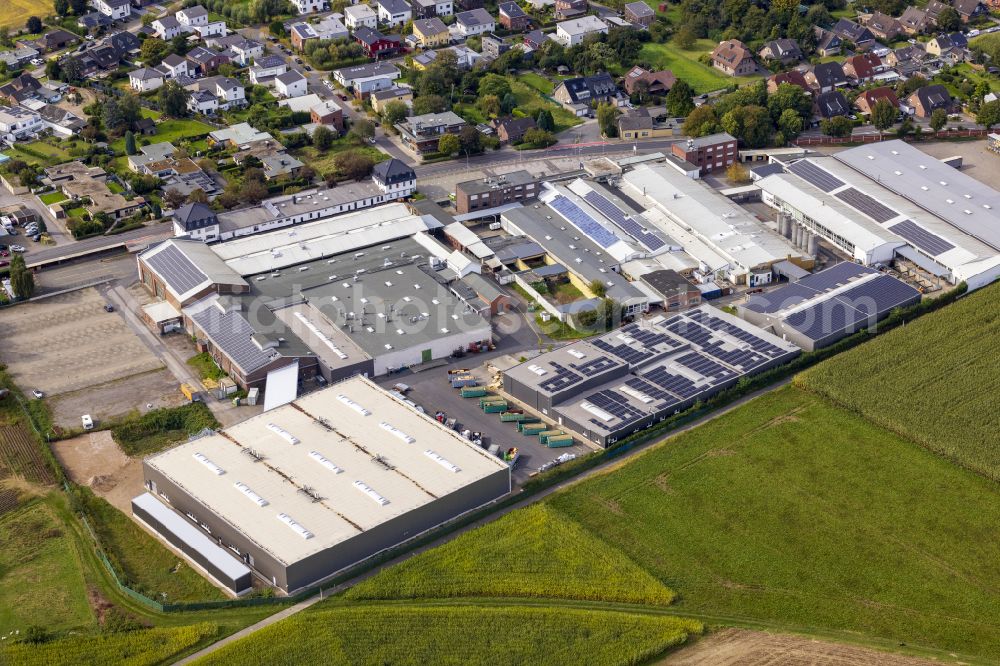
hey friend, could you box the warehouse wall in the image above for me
[372,323,492,375]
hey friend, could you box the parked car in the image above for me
[103,303,115,312]
[9,245,25,252]
[31,234,41,242]
[31,389,44,399]
[30,58,43,66]
[82,414,94,430]
[0,260,8,267]
[304,65,312,71]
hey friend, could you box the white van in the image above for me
[82,414,94,430]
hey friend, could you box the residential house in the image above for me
[908,84,952,117]
[758,38,802,65]
[0,74,43,105]
[492,116,535,143]
[395,110,468,154]
[172,202,219,241]
[371,158,416,197]
[310,100,344,128]
[176,4,208,28]
[91,0,131,21]
[554,16,607,47]
[815,90,850,118]
[354,26,401,58]
[617,108,674,139]
[413,17,450,47]
[854,86,899,115]
[523,29,547,50]
[36,29,78,52]
[371,86,412,113]
[622,65,676,95]
[623,1,654,27]
[926,32,968,56]
[499,1,529,30]
[863,11,902,41]
[924,0,949,22]
[710,39,757,76]
[333,61,401,95]
[297,15,349,41]
[291,0,327,14]
[411,0,453,17]
[831,19,875,50]
[289,22,319,50]
[377,0,412,26]
[843,52,883,83]
[671,132,737,173]
[109,31,141,56]
[74,45,121,77]
[454,8,495,37]
[160,53,190,79]
[899,6,930,34]
[208,34,263,65]
[129,67,165,92]
[554,0,587,19]
[767,69,810,94]
[952,0,987,22]
[481,33,509,59]
[814,27,842,57]
[0,46,39,69]
[454,169,539,213]
[209,123,272,147]
[275,70,308,98]
[806,61,848,93]
[0,106,43,143]
[153,16,183,39]
[552,72,619,114]
[45,162,144,219]
[886,43,929,75]
[37,105,86,137]
[249,54,287,85]
[186,76,246,111]
[188,89,218,114]
[344,3,378,29]
[186,45,229,75]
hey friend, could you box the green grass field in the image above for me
[638,40,757,94]
[290,141,387,177]
[0,0,52,29]
[508,79,582,134]
[517,71,555,95]
[3,623,218,665]
[0,498,95,634]
[111,119,214,154]
[38,191,69,205]
[196,605,702,666]
[346,504,675,605]
[797,281,1000,481]
[6,141,73,167]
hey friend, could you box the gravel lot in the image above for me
[52,430,144,513]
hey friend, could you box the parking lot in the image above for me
[0,287,173,427]
[378,359,595,485]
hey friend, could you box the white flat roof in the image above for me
[622,165,807,272]
[145,376,509,566]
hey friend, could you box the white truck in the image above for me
[81,414,94,430]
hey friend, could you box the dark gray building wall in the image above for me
[319,358,376,384]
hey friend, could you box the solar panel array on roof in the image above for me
[787,160,844,193]
[585,389,647,430]
[796,261,875,290]
[190,305,277,374]
[548,194,618,249]
[572,356,619,376]
[835,187,899,223]
[538,361,583,393]
[146,245,208,296]
[582,190,665,251]
[889,219,955,256]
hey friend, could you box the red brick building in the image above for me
[671,132,738,174]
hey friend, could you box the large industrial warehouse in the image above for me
[139,376,511,593]
[737,262,922,350]
[504,305,799,446]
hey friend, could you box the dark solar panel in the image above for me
[538,361,583,394]
[641,365,701,400]
[833,275,921,318]
[582,191,665,251]
[572,356,619,376]
[675,352,737,383]
[889,219,955,256]
[835,187,898,223]
[787,160,844,192]
[740,282,817,314]
[190,306,275,373]
[146,245,207,295]
[785,299,867,342]
[797,261,875,292]
[585,389,646,428]
[592,338,651,366]
[548,194,618,249]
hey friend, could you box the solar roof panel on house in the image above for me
[888,219,955,256]
[146,245,208,296]
[582,190,665,251]
[190,305,277,374]
[835,187,899,223]
[548,194,618,249]
[787,160,844,192]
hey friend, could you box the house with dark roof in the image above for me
[830,19,876,50]
[815,90,850,119]
[36,29,79,53]
[623,1,654,26]
[767,69,810,94]
[926,32,968,57]
[552,72,619,114]
[492,116,536,144]
[924,0,949,21]
[854,86,900,115]
[843,52,883,82]
[908,84,953,117]
[353,26,401,58]
[951,0,987,22]
[498,1,529,30]
[371,158,416,197]
[622,65,676,95]
[814,27,842,57]
[172,202,219,240]
[862,11,902,41]
[523,29,547,50]
[805,62,848,93]
[377,0,412,26]
[710,39,757,76]
[758,38,802,65]
[0,73,42,105]
[899,6,930,34]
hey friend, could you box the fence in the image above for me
[796,128,990,146]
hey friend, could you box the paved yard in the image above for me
[0,287,163,397]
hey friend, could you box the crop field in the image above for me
[0,499,95,634]
[796,281,1000,481]
[0,422,55,485]
[549,387,1000,662]
[197,605,702,666]
[2,622,218,665]
[347,503,675,605]
[638,40,757,94]
[0,0,51,29]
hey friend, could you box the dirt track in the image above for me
[662,628,941,666]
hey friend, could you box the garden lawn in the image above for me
[549,386,1000,662]
[39,191,69,205]
[517,71,554,94]
[291,140,386,176]
[508,79,582,133]
[638,39,757,94]
[196,605,702,666]
[347,503,675,605]
[796,280,1000,481]
[0,498,95,634]
[7,140,73,167]
[111,119,214,153]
